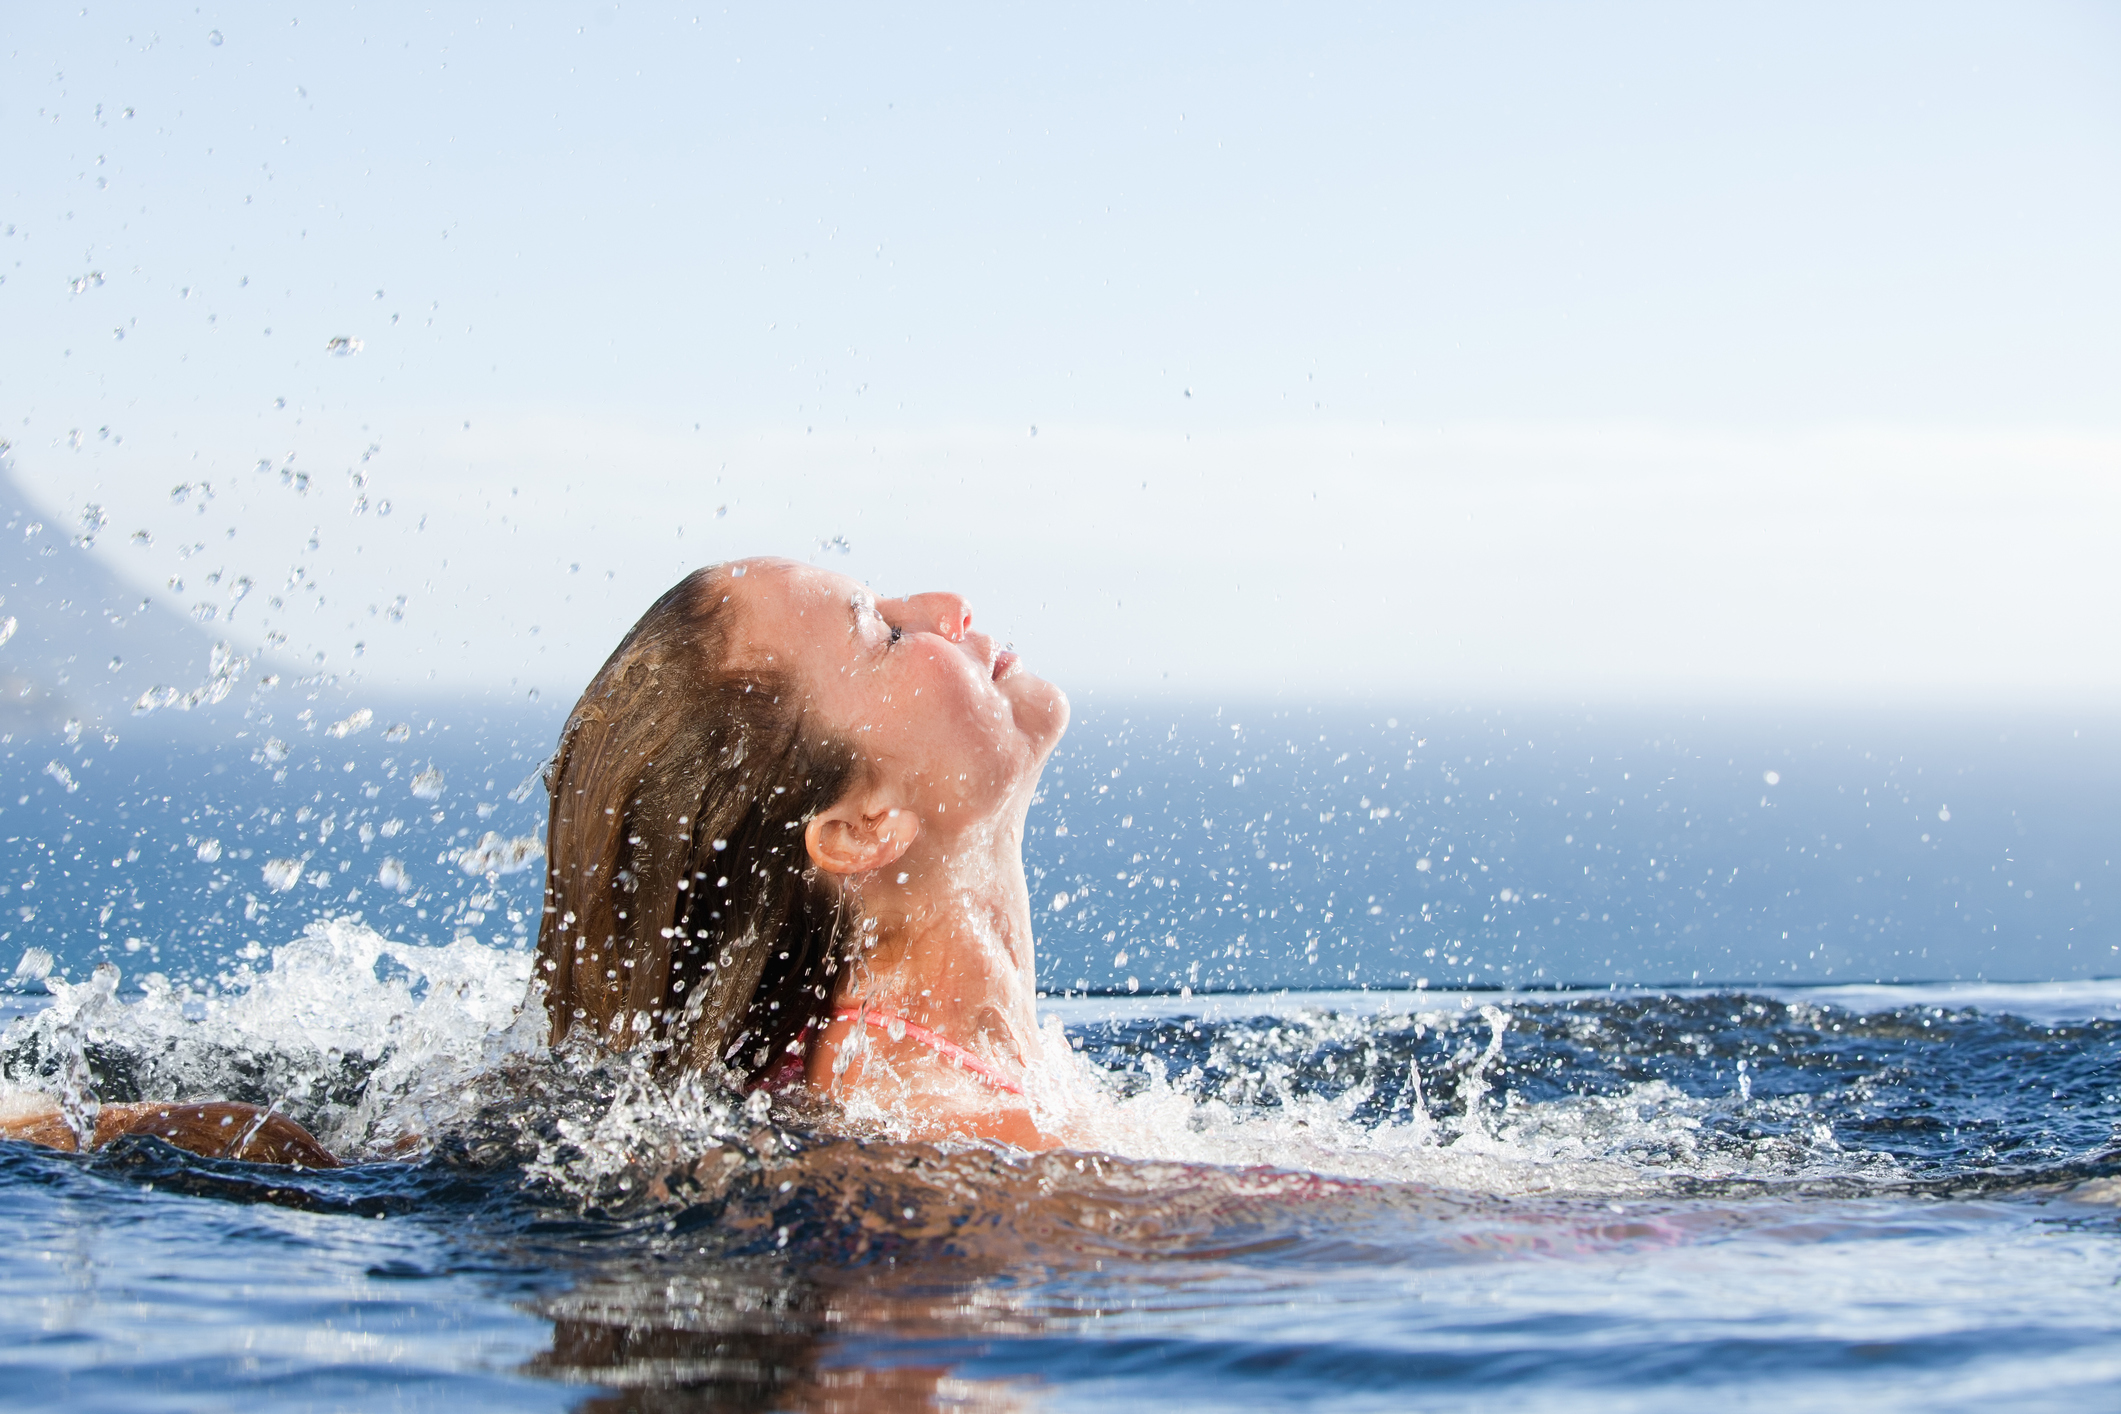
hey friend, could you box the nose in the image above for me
[889,591,973,642]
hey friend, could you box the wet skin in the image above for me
[717,557,1071,1146]
[0,1100,337,1167]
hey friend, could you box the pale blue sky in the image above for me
[5,3,2119,703]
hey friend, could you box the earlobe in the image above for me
[804,804,919,876]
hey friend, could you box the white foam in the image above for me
[2,919,544,1158]
[1,942,2007,1198]
[1019,1001,1862,1196]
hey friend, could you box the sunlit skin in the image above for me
[719,557,1070,1147]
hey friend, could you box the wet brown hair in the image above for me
[536,566,865,1081]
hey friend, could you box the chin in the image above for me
[1009,672,1070,755]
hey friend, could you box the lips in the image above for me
[991,650,1021,682]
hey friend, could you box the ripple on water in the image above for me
[3,930,2120,1411]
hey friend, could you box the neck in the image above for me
[834,806,1040,1058]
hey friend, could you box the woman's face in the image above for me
[720,558,1069,831]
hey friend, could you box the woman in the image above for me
[3,557,1076,1161]
[539,556,1073,1148]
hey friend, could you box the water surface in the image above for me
[5,947,2116,1412]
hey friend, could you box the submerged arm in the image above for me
[0,1100,337,1167]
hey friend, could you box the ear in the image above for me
[804,798,920,876]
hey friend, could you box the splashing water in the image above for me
[3,928,2119,1410]
[6,926,2110,1208]
[3,921,542,1158]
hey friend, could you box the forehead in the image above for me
[723,558,864,654]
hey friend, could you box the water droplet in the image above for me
[68,271,103,295]
[886,1016,907,1042]
[455,832,544,876]
[325,708,373,739]
[208,29,223,46]
[410,766,445,800]
[377,858,411,892]
[383,722,411,743]
[261,858,301,892]
[196,838,222,863]
[66,505,108,550]
[1763,770,1781,786]
[325,335,363,356]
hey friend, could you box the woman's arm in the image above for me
[0,1100,338,1167]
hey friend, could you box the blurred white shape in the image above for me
[325,708,374,739]
[456,832,543,876]
[410,766,444,800]
[9,947,53,988]
[261,858,302,892]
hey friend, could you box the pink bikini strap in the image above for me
[831,1009,1027,1097]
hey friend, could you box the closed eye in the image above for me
[862,597,902,646]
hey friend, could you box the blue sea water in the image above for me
[1,705,2118,1411]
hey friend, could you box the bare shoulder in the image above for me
[804,1016,1056,1150]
